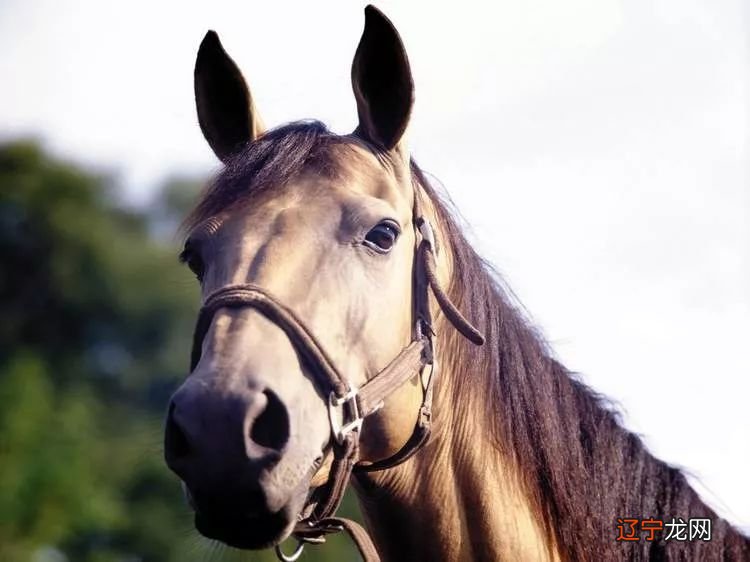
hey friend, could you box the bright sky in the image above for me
[2,0,748,531]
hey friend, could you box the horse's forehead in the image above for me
[244,143,409,223]
[316,141,410,207]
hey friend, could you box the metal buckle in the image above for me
[275,540,305,562]
[415,317,436,340]
[420,353,436,389]
[418,217,436,251]
[328,387,362,444]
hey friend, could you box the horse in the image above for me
[163,6,750,561]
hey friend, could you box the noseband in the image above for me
[189,195,484,562]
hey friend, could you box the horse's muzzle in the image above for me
[163,378,307,548]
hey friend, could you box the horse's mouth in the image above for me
[194,504,295,549]
[182,456,323,550]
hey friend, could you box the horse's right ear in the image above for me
[194,31,265,163]
[351,6,414,155]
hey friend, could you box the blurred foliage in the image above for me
[0,141,362,561]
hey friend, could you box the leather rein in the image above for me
[189,196,485,562]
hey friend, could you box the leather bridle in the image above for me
[189,194,485,562]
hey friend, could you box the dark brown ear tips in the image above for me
[352,5,414,150]
[194,30,261,162]
[200,30,220,49]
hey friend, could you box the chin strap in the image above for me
[277,517,378,562]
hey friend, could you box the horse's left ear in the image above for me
[352,6,414,156]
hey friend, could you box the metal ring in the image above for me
[275,540,305,562]
[327,387,362,444]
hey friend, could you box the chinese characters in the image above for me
[616,517,711,542]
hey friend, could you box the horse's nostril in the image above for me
[249,389,289,453]
[165,401,191,464]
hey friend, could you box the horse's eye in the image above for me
[180,248,205,281]
[364,221,400,253]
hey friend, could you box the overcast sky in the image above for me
[1,0,748,530]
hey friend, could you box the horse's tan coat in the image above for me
[181,7,561,560]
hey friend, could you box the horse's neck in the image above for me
[351,191,560,560]
[353,356,561,562]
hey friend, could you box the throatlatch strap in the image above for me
[353,338,433,472]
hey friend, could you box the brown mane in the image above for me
[183,121,350,233]
[413,160,749,561]
[184,120,750,561]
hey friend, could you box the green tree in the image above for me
[0,141,361,562]
[0,140,201,561]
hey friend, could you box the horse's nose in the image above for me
[164,382,290,481]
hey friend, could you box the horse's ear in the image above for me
[351,6,414,154]
[194,31,265,162]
